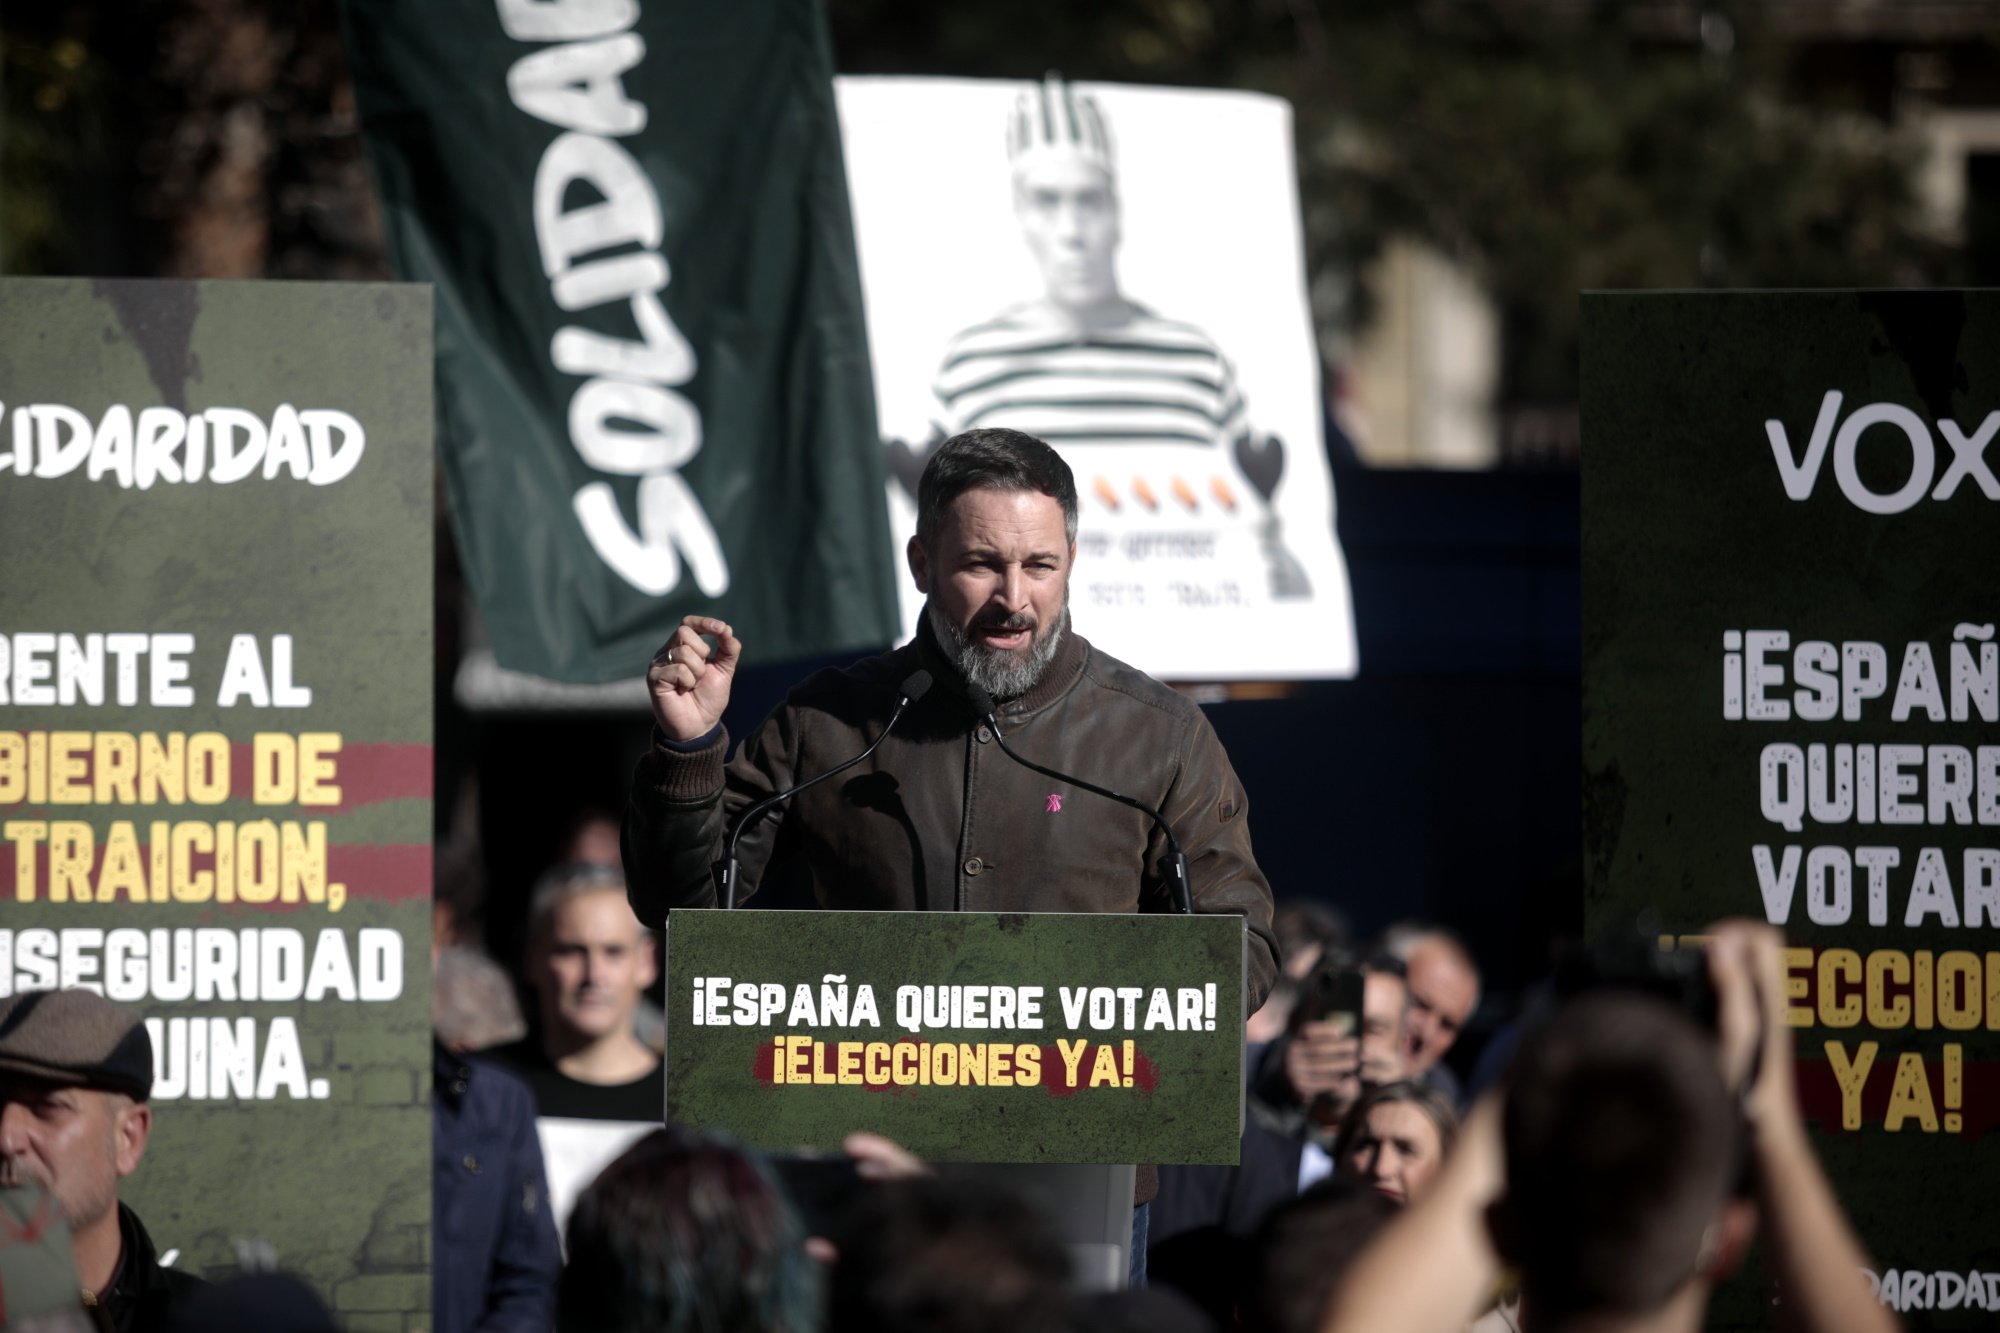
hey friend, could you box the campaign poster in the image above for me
[837,75,1358,682]
[666,910,1245,1164]
[0,278,434,1326]
[1583,291,2000,1327]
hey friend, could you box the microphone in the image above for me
[964,683,1194,915]
[716,669,933,909]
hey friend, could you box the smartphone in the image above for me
[1294,960,1364,1037]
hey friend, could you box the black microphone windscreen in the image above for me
[900,669,934,706]
[964,682,998,719]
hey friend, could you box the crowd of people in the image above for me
[0,436,1900,1330]
[2,894,1899,1333]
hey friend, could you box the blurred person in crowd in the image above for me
[1381,924,1481,1106]
[555,811,667,1053]
[1245,901,1348,1046]
[557,808,623,868]
[159,1273,337,1333]
[1150,904,1352,1297]
[1251,959,1406,1150]
[1331,1082,1458,1205]
[556,1126,814,1333]
[1155,955,1405,1287]
[1074,1284,1218,1333]
[1318,922,1901,1333]
[431,905,558,1333]
[827,1176,1072,1333]
[432,844,527,1054]
[488,862,663,1121]
[0,990,204,1331]
[432,1039,560,1333]
[433,945,528,1054]
[1239,1181,1396,1333]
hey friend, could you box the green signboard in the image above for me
[666,910,1245,1164]
[1583,291,1999,1327]
[0,278,434,1324]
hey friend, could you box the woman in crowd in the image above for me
[1332,1081,1460,1205]
[558,1126,817,1333]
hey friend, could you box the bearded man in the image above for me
[621,426,1276,995]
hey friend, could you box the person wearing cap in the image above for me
[0,988,205,1331]
[923,75,1311,599]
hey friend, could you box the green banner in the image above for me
[1582,291,1999,1327]
[666,910,1245,1164]
[0,277,433,1324]
[343,0,900,684]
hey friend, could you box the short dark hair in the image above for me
[558,1127,815,1333]
[915,428,1079,549]
[1331,1079,1461,1163]
[1242,1180,1398,1333]
[827,1177,1072,1333]
[1495,995,1742,1321]
[1273,899,1349,971]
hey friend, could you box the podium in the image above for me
[665,909,1246,1288]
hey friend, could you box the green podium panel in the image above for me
[666,909,1245,1164]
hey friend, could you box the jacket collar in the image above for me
[913,607,1087,719]
[101,1202,155,1303]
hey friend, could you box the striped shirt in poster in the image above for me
[931,304,1250,450]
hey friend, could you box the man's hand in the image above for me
[1285,1019,1360,1102]
[1704,921,1900,1333]
[843,1131,929,1182]
[1705,919,1800,1140]
[646,615,741,743]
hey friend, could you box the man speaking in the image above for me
[621,427,1277,1005]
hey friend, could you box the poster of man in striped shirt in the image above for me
[839,75,1359,682]
[934,76,1311,598]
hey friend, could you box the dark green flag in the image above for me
[344,0,899,683]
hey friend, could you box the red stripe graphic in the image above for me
[0,840,430,908]
[1,740,430,815]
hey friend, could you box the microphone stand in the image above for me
[714,671,932,909]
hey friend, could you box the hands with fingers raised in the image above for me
[647,615,743,743]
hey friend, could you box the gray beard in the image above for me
[927,600,1067,701]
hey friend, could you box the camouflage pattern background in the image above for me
[1582,291,1998,1329]
[0,278,433,1328]
[667,910,1245,1164]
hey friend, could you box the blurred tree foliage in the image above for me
[0,0,381,282]
[830,0,1947,402]
[1,20,114,275]
[2,1,1954,405]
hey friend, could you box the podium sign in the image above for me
[1583,291,1999,1324]
[666,910,1245,1164]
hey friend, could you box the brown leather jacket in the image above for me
[622,619,1279,1009]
